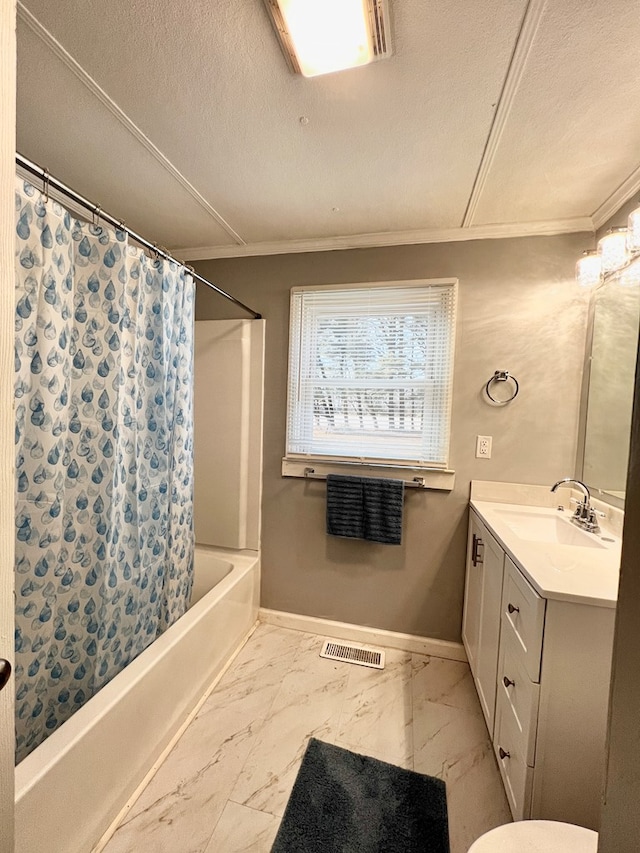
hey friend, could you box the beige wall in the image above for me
[195,233,591,641]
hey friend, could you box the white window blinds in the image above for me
[286,281,457,467]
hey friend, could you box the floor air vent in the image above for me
[320,640,385,670]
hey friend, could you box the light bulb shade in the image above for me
[598,228,629,273]
[272,0,374,77]
[576,251,602,288]
[618,259,640,288]
[628,205,640,253]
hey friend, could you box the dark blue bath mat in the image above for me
[271,738,450,853]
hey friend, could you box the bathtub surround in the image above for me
[15,546,260,853]
[14,179,195,761]
[194,319,265,550]
[195,232,590,641]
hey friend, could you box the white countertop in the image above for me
[471,500,621,608]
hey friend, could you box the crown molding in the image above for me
[174,217,594,261]
[592,162,640,231]
[16,2,245,246]
[463,0,548,227]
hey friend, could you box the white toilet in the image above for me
[468,820,598,852]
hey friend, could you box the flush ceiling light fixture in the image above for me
[264,0,392,78]
[576,202,640,288]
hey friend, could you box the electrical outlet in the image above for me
[476,435,492,458]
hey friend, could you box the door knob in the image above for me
[507,603,519,614]
[0,659,11,691]
[503,676,515,688]
[499,747,510,760]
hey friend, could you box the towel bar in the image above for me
[302,467,427,489]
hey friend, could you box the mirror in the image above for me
[582,275,640,503]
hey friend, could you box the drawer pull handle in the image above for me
[507,603,520,614]
[499,747,510,760]
[503,676,515,688]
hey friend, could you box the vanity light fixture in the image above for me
[618,259,640,288]
[576,250,602,288]
[627,201,640,253]
[598,226,630,273]
[575,222,640,288]
[263,0,392,78]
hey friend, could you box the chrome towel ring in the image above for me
[485,370,519,403]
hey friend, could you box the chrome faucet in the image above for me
[550,478,602,533]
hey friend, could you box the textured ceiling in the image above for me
[15,0,640,258]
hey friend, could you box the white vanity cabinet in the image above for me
[463,506,616,831]
[462,510,505,736]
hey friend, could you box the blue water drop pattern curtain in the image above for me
[14,179,195,763]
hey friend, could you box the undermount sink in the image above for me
[493,508,607,549]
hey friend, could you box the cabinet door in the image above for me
[462,511,505,735]
[462,513,484,673]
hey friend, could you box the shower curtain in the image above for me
[14,179,195,762]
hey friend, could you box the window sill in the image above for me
[281,458,455,491]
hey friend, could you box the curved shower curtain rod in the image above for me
[15,152,262,320]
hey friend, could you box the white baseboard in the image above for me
[259,608,467,662]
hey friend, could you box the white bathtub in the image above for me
[15,546,260,853]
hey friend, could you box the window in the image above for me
[285,280,457,469]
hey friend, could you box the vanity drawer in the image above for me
[501,556,546,682]
[494,694,534,821]
[497,630,540,766]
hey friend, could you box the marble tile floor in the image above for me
[102,623,511,853]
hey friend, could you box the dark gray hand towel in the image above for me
[326,474,365,540]
[363,476,405,545]
[326,474,404,545]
